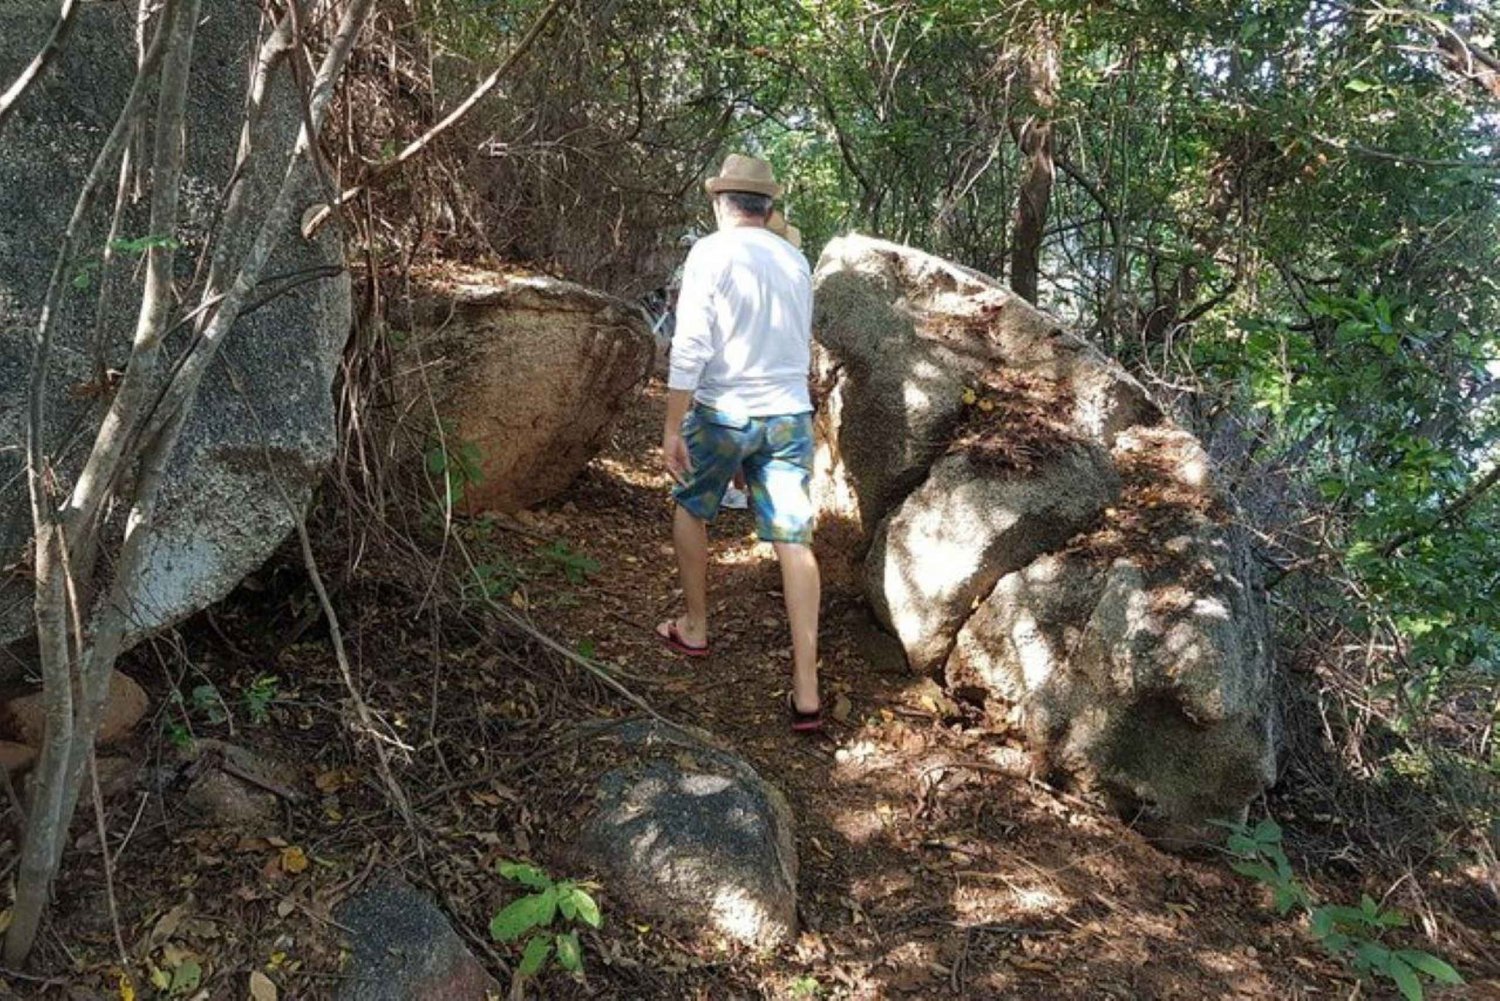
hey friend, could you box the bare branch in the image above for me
[1380,463,1500,557]
[5,0,182,966]
[301,0,570,236]
[0,0,80,138]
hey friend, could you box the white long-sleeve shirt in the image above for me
[668,227,813,418]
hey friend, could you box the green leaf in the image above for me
[517,933,553,978]
[1355,940,1392,972]
[1252,818,1282,844]
[569,888,602,929]
[1388,955,1423,1001]
[1378,908,1409,929]
[498,861,552,890]
[555,931,582,972]
[1230,860,1279,885]
[1227,833,1259,856]
[489,891,558,942]
[1309,907,1334,939]
[1344,78,1377,93]
[1396,950,1462,985]
[169,960,202,995]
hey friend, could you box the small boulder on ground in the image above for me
[0,669,148,748]
[399,266,654,513]
[0,741,36,776]
[335,876,501,1001]
[178,740,297,830]
[574,719,798,948]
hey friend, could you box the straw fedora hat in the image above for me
[704,153,783,198]
[767,210,802,249]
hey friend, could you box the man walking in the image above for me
[657,154,823,731]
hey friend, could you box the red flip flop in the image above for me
[658,620,709,658]
[786,692,823,733]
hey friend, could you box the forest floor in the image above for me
[25,380,1500,1000]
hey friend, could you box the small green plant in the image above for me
[788,974,823,998]
[189,683,229,725]
[424,422,483,509]
[165,720,193,751]
[1220,818,1462,1000]
[465,558,525,603]
[489,861,602,987]
[575,638,597,660]
[538,541,599,585]
[243,674,280,725]
[72,234,183,289]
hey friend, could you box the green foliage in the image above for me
[424,421,483,510]
[188,683,228,725]
[72,234,183,289]
[243,674,280,725]
[489,860,602,987]
[1219,819,1463,999]
[788,974,824,998]
[538,541,599,585]
[464,558,526,603]
[164,720,193,751]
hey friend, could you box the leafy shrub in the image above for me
[489,861,603,987]
[1220,819,1463,1000]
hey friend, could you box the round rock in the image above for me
[576,720,798,948]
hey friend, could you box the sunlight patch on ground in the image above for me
[595,454,669,490]
[712,539,776,565]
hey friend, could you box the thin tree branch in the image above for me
[302,0,569,236]
[1380,463,1500,557]
[5,1,176,966]
[0,0,81,137]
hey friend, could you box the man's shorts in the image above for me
[672,404,816,545]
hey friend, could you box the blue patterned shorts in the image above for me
[672,404,816,545]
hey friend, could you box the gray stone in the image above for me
[1053,527,1278,822]
[402,271,653,513]
[179,740,297,830]
[0,4,351,652]
[813,236,1278,822]
[336,876,501,1001]
[811,234,1157,554]
[945,552,1108,706]
[577,720,797,948]
[867,449,1119,674]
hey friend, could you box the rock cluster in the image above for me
[812,235,1277,822]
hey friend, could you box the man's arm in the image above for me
[663,249,716,482]
[662,388,693,484]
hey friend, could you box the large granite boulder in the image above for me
[573,720,798,948]
[0,4,351,650]
[401,268,653,513]
[814,235,1276,822]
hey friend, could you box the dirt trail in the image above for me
[493,382,1378,1000]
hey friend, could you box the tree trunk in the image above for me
[1009,26,1058,305]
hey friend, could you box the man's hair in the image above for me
[718,191,773,220]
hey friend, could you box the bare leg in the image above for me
[774,541,820,712]
[669,504,709,647]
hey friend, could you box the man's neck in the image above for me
[719,216,768,232]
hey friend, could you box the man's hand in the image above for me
[662,388,696,485]
[663,431,692,484]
